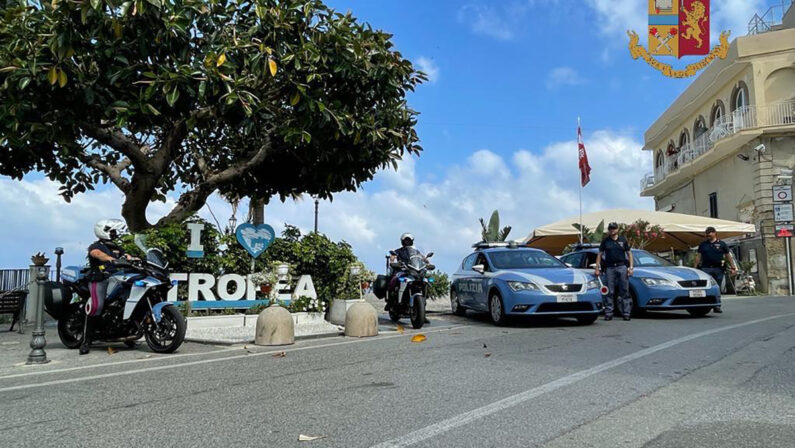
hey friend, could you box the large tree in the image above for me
[0,0,424,231]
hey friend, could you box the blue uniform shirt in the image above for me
[599,236,630,267]
[698,239,729,268]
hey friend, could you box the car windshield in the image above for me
[632,250,674,267]
[489,250,565,269]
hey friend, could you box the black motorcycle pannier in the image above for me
[373,275,389,299]
[43,281,74,320]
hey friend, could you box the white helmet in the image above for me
[94,219,127,241]
[400,232,414,247]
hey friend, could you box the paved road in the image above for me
[1,296,794,447]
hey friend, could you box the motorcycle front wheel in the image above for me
[144,306,186,353]
[410,295,425,329]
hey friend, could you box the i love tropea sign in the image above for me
[235,223,275,258]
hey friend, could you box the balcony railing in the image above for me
[641,100,795,191]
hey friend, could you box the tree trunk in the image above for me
[248,197,266,225]
[121,174,157,232]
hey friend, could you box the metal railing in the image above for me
[641,100,795,191]
[748,1,793,35]
[0,269,30,291]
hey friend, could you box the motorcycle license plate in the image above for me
[557,294,577,303]
[689,289,707,298]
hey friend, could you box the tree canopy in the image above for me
[0,0,424,231]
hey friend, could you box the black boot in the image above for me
[79,339,91,355]
[713,306,723,313]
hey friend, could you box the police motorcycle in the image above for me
[373,249,435,329]
[44,236,186,353]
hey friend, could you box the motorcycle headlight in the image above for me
[640,277,676,287]
[586,279,599,290]
[507,281,539,292]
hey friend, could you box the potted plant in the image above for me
[249,270,279,300]
[327,262,374,325]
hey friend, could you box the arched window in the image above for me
[731,81,749,112]
[693,116,707,139]
[655,150,664,169]
[679,129,690,149]
[710,100,725,126]
[666,140,677,156]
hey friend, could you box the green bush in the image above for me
[426,270,451,300]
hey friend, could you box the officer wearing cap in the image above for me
[694,226,737,314]
[594,222,634,321]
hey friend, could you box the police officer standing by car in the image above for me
[594,222,634,321]
[694,226,737,314]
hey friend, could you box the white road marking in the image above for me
[0,325,465,392]
[371,312,795,448]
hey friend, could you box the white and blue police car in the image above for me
[450,243,603,325]
[560,246,721,317]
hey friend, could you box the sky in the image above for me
[0,0,778,275]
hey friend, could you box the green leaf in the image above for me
[90,0,101,9]
[47,67,58,85]
[145,0,161,7]
[198,81,206,98]
[18,77,31,90]
[301,131,312,143]
[145,104,161,115]
[58,70,67,87]
[290,92,300,106]
[166,87,180,107]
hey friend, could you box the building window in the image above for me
[655,150,664,169]
[693,116,707,139]
[679,129,690,150]
[731,82,749,112]
[711,100,725,126]
[708,192,718,218]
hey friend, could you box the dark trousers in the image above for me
[701,267,724,288]
[605,265,631,317]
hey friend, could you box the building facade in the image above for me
[640,3,795,294]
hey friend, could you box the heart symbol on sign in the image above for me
[235,223,275,258]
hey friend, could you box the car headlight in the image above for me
[508,281,539,291]
[586,279,599,290]
[707,277,717,287]
[640,277,676,287]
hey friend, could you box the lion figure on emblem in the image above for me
[681,1,708,48]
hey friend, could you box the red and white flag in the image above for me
[578,124,592,187]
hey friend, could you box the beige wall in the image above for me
[655,140,757,220]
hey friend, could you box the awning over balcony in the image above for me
[521,209,756,254]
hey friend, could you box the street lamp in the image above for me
[314,197,319,233]
[228,214,238,234]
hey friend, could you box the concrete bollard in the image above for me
[344,302,378,338]
[255,305,295,346]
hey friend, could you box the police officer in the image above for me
[594,222,634,321]
[694,226,737,314]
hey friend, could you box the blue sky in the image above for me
[0,0,777,274]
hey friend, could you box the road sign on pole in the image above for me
[773,185,792,202]
[776,224,794,238]
[774,203,794,222]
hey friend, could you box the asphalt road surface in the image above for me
[2,296,795,448]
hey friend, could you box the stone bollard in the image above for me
[344,302,378,338]
[255,306,295,346]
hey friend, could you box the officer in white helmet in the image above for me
[81,219,131,354]
[387,233,430,323]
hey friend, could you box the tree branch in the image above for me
[79,123,149,168]
[78,153,132,193]
[154,138,271,227]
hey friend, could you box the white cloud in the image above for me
[711,0,764,39]
[585,0,645,39]
[416,57,440,83]
[457,3,517,40]
[546,67,586,90]
[0,130,653,275]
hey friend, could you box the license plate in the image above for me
[689,289,707,298]
[557,294,577,303]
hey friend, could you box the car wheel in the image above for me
[687,307,711,317]
[450,290,466,316]
[576,315,598,325]
[488,292,508,326]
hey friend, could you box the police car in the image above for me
[450,243,603,325]
[559,246,721,317]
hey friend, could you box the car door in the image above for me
[454,253,477,307]
[470,253,492,311]
[561,252,584,269]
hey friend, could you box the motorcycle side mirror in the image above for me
[426,252,434,258]
[588,263,597,269]
[389,250,397,256]
[565,263,574,268]
[427,264,436,271]
[472,264,485,274]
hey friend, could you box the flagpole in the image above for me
[578,116,583,245]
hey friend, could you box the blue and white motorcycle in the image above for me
[45,240,186,353]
